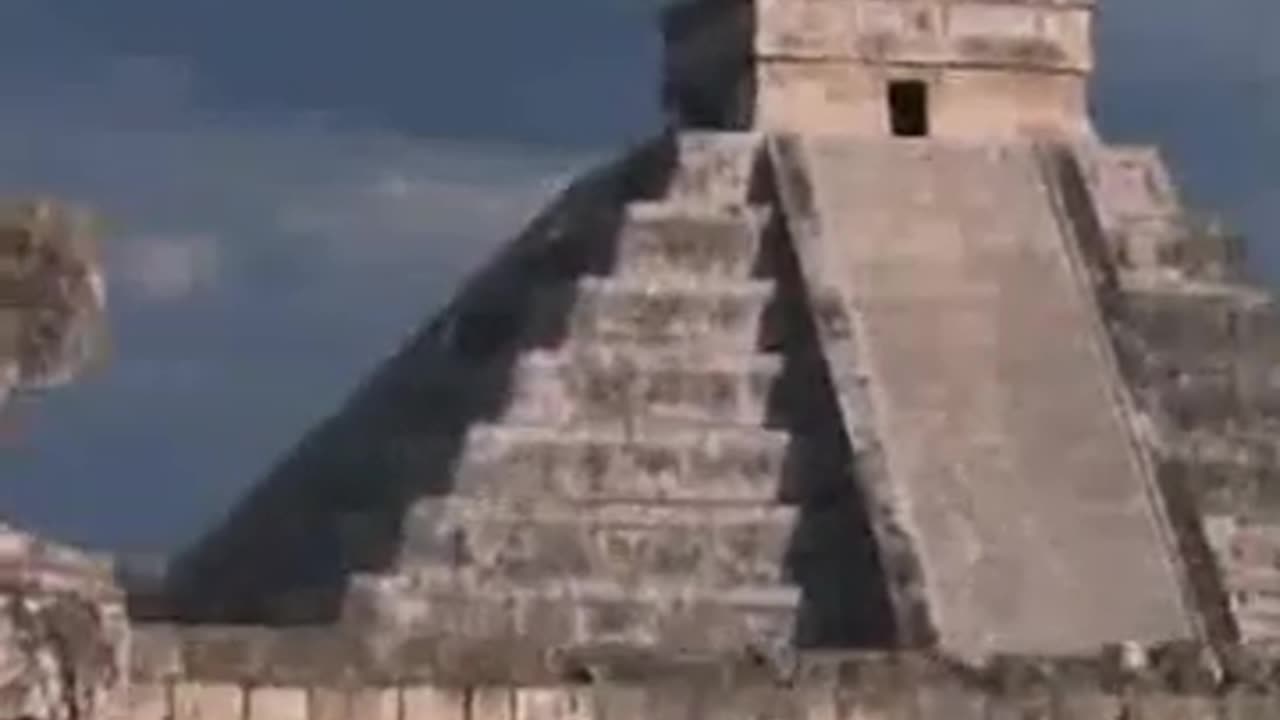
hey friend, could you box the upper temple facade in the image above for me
[7,2,1280,718]
[663,0,1097,138]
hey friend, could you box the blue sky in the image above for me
[0,1,1275,554]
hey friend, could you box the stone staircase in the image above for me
[341,133,872,655]
[1062,144,1280,646]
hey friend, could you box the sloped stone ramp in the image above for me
[771,136,1197,659]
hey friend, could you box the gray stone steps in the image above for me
[664,132,762,208]
[344,570,796,652]
[612,202,767,280]
[1144,368,1280,431]
[534,277,774,353]
[501,346,781,427]
[395,497,798,588]
[452,423,793,503]
[1121,287,1280,364]
[1162,426,1280,469]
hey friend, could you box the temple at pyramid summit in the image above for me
[7,1,1280,718]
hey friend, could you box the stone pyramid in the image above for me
[145,0,1279,673]
[162,131,900,658]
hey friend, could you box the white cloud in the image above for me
[118,234,219,301]
[0,39,610,549]
[274,162,587,270]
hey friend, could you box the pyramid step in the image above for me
[545,276,775,352]
[453,423,794,503]
[612,202,767,279]
[502,346,781,427]
[665,132,762,207]
[396,497,797,589]
[1121,286,1280,364]
[344,571,797,652]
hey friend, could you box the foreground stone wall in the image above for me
[125,623,1280,719]
[0,524,128,720]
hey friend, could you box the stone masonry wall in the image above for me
[0,524,128,720]
[124,622,1280,720]
[1056,142,1280,649]
[663,0,1095,138]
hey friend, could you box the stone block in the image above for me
[1123,289,1277,364]
[126,682,171,720]
[309,687,398,720]
[453,424,791,504]
[834,688,913,720]
[614,203,764,279]
[173,682,244,720]
[130,624,186,682]
[1221,691,1280,720]
[914,682,984,720]
[403,686,465,720]
[358,570,799,654]
[515,687,596,720]
[590,686,648,720]
[177,627,271,683]
[1152,367,1243,430]
[353,688,401,720]
[986,690,1054,720]
[550,277,775,353]
[502,347,780,427]
[306,688,346,720]
[793,684,839,720]
[398,498,796,588]
[246,687,307,720]
[948,3,1039,39]
[1131,693,1220,720]
[756,0,858,58]
[703,686,819,720]
[472,687,515,720]
[665,131,762,207]
[1051,691,1124,720]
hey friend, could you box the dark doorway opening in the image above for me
[888,80,929,137]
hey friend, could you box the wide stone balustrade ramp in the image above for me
[771,137,1197,659]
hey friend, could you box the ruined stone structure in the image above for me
[0,524,127,720]
[6,0,1280,717]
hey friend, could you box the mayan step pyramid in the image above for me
[143,0,1280,669]
[9,1,1280,717]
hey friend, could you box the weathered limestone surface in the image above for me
[0,523,127,720]
[775,137,1195,659]
[1066,142,1280,649]
[119,622,1280,719]
[663,0,1095,138]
